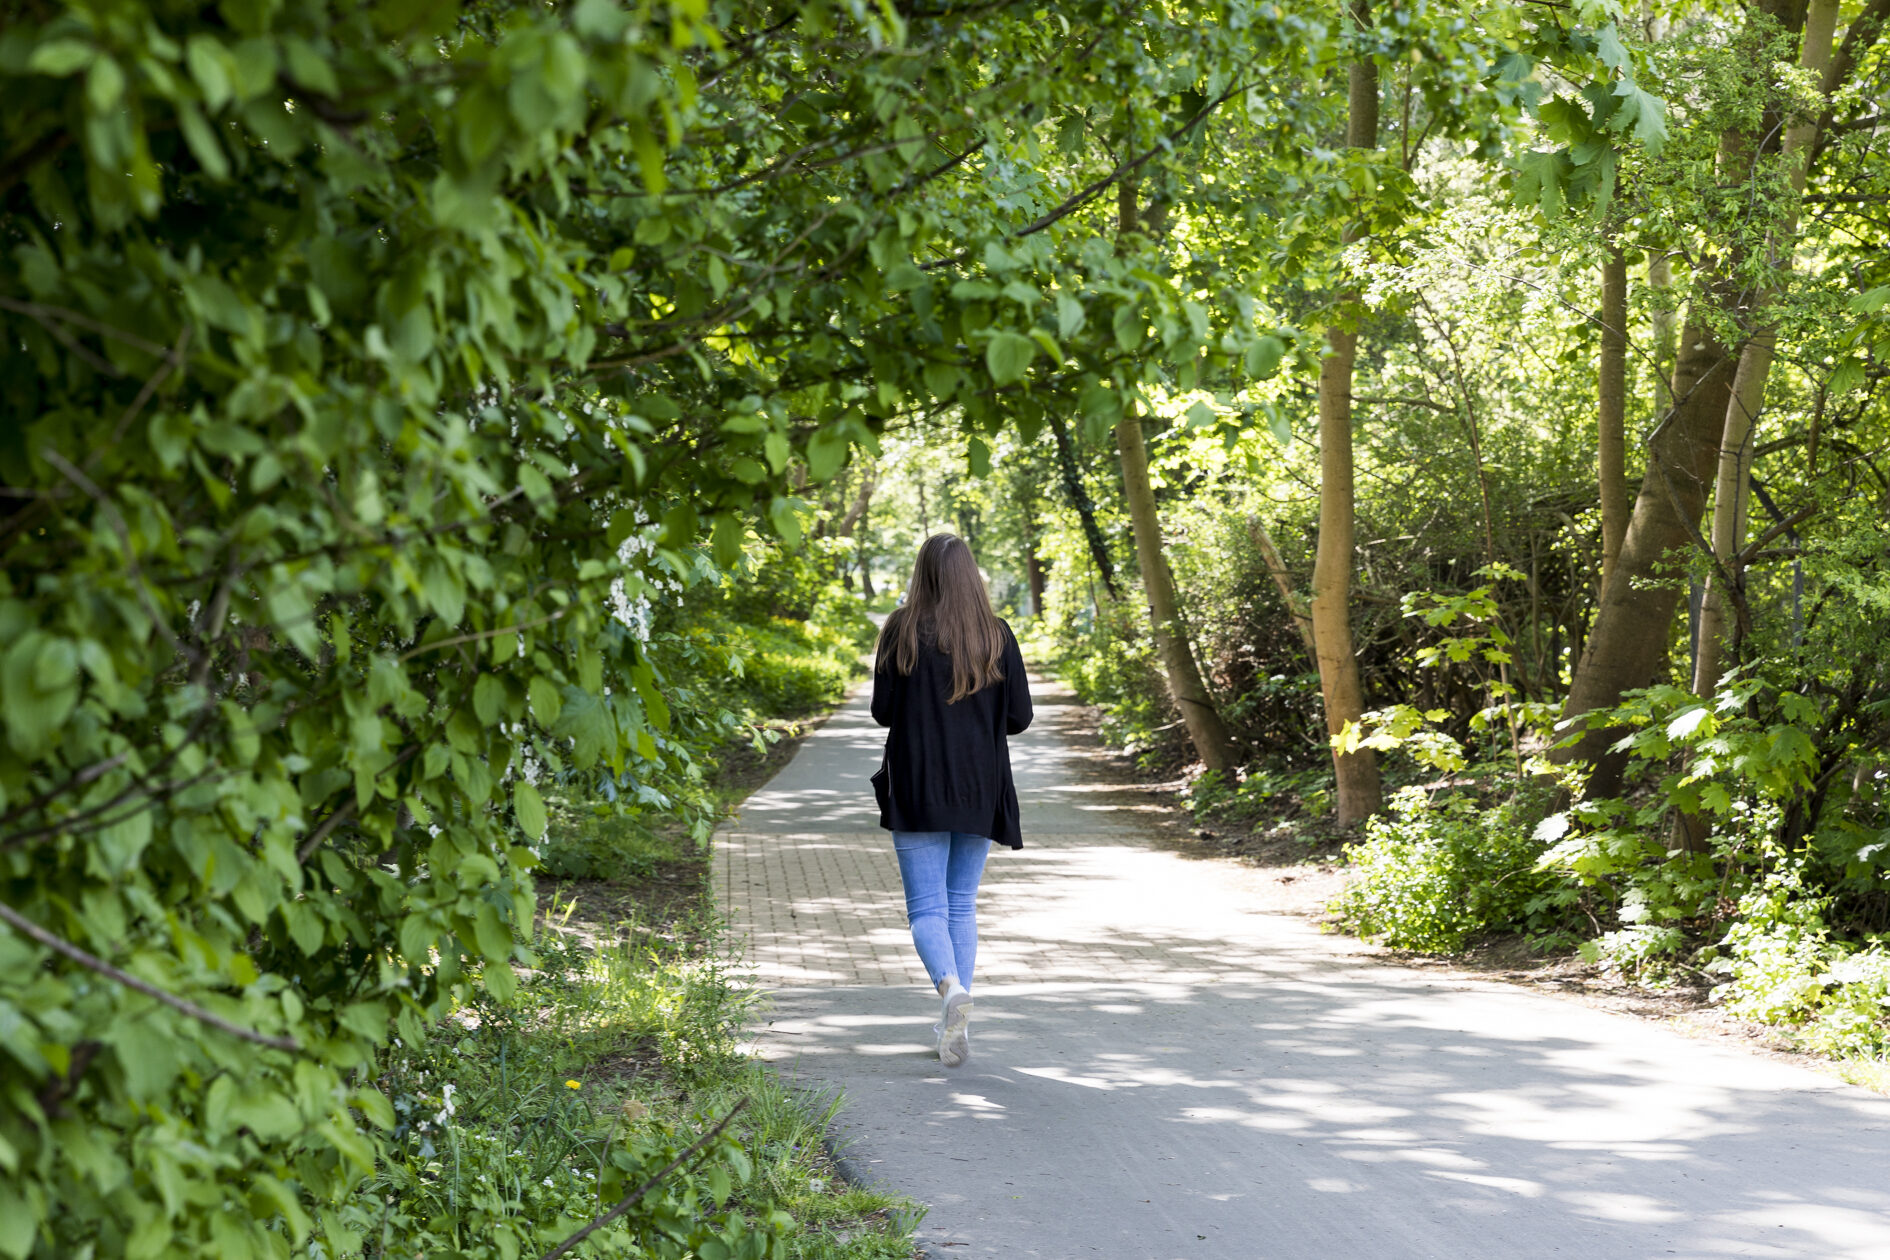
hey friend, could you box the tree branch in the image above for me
[539,1099,750,1260]
[0,901,301,1052]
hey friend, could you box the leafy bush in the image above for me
[1707,864,1890,1058]
[1187,764,1334,825]
[540,808,682,883]
[1330,787,1579,953]
[1044,609,1178,763]
[326,924,911,1260]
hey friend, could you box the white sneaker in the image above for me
[937,984,973,1067]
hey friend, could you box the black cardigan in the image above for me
[870,621,1034,848]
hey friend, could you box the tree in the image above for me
[1554,0,1887,796]
[1310,0,1386,826]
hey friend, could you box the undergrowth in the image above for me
[325,913,918,1260]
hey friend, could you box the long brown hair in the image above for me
[875,533,1006,702]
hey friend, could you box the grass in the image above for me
[328,691,920,1259]
[335,904,921,1260]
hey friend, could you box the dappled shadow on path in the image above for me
[760,960,1890,1259]
[726,678,1890,1258]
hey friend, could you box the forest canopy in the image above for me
[2,0,1888,1256]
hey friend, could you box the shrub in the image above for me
[1330,786,1580,953]
[1710,864,1890,1058]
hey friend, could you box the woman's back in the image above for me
[873,619,1031,825]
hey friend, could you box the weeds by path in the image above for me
[325,719,919,1260]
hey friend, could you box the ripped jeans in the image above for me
[891,831,993,991]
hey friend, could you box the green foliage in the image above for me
[1037,604,1175,763]
[325,922,912,1259]
[1536,670,1834,932]
[1711,865,1890,1060]
[539,806,683,885]
[1330,786,1580,954]
[1187,764,1335,828]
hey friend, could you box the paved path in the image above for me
[716,680,1890,1259]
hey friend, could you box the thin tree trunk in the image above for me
[1117,406,1237,773]
[1248,516,1318,661]
[1693,0,1839,701]
[1648,253,1679,388]
[1675,0,1842,851]
[1046,410,1118,599]
[1024,508,1047,618]
[834,473,875,538]
[1114,179,1236,773]
[1555,0,1856,800]
[1310,0,1383,826]
[1599,244,1630,591]
[1554,303,1735,795]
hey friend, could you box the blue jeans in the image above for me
[892,831,992,991]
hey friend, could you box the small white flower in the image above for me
[433,1083,457,1126]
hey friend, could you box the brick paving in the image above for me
[714,676,1233,990]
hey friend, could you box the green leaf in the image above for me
[473,674,505,726]
[483,960,518,1002]
[984,331,1036,386]
[966,436,991,477]
[86,57,126,112]
[1056,292,1086,339]
[711,513,745,569]
[2,632,79,759]
[1112,303,1143,351]
[176,101,231,180]
[1611,82,1667,153]
[552,691,617,768]
[1244,335,1285,379]
[769,497,804,548]
[805,426,849,482]
[0,1179,36,1259]
[513,779,547,841]
[421,558,464,626]
[186,34,235,109]
[26,38,95,77]
[1595,25,1629,72]
[1666,706,1713,741]
[528,677,562,728]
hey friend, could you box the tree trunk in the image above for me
[1045,410,1118,599]
[1248,516,1318,661]
[1111,176,1236,772]
[1675,0,1842,850]
[1024,510,1047,618]
[1648,253,1678,387]
[1310,0,1383,827]
[1116,408,1238,773]
[1553,302,1734,795]
[1553,0,1853,798]
[834,473,875,538]
[1693,0,1839,701]
[1598,244,1630,591]
[858,501,876,599]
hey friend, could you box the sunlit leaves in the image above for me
[984,330,1037,385]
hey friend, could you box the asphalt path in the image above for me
[715,679,1890,1259]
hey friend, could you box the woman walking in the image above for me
[871,533,1033,1068]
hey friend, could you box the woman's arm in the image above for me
[871,658,895,727]
[1003,627,1033,735]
